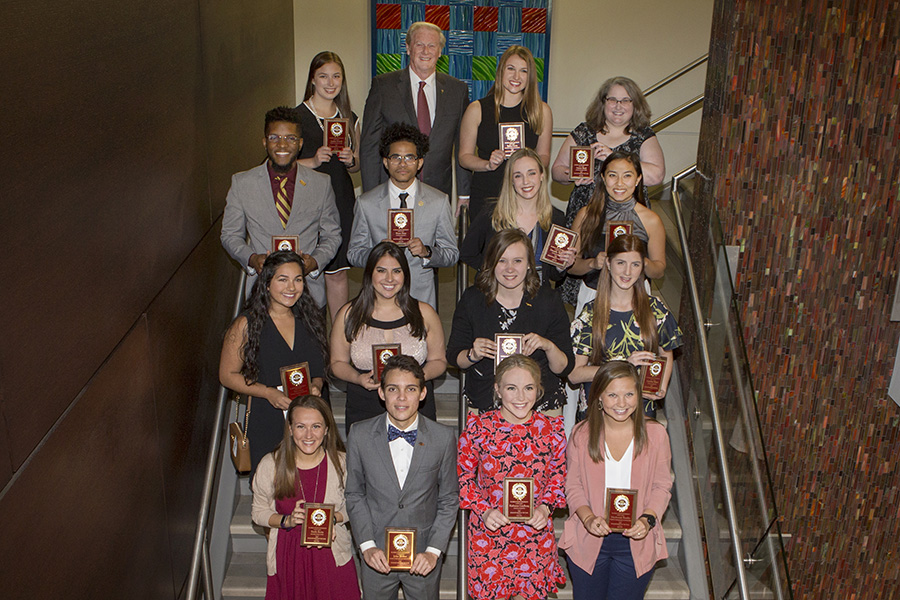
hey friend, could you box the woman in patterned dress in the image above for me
[458,354,567,600]
[551,76,665,306]
[568,234,682,420]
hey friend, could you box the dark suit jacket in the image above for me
[220,162,341,307]
[345,414,459,556]
[347,180,459,309]
[360,67,471,198]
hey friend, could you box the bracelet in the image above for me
[582,514,595,527]
[467,348,477,363]
[280,514,293,530]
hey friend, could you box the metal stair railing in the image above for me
[455,204,469,600]
[187,271,246,600]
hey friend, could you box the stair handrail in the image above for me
[643,53,708,96]
[455,204,469,600]
[670,166,751,599]
[186,271,247,600]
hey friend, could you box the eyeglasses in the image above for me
[266,134,301,144]
[388,154,419,164]
[604,97,633,106]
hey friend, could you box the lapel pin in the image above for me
[418,200,424,207]
[299,179,307,186]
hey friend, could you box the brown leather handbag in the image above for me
[229,397,251,473]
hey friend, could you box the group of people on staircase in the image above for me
[218,19,682,600]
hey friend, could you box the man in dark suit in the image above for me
[348,123,458,309]
[345,355,458,600]
[221,106,341,306]
[360,21,471,206]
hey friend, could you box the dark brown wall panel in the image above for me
[0,0,208,469]
[146,227,241,592]
[0,321,174,600]
[697,1,900,597]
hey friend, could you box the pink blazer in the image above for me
[559,421,673,578]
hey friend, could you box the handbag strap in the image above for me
[233,394,252,430]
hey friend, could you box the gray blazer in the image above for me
[220,162,341,307]
[345,414,459,556]
[360,67,471,198]
[347,181,459,309]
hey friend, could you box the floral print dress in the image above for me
[458,410,567,600]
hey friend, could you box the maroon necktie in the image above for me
[417,81,432,136]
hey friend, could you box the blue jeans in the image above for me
[567,533,654,600]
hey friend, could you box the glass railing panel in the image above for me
[674,177,793,599]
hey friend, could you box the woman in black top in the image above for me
[459,148,575,286]
[458,45,553,220]
[296,51,360,322]
[219,251,329,484]
[447,229,574,413]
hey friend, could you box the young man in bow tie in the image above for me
[345,355,458,600]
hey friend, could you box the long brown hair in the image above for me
[273,395,346,499]
[579,361,646,462]
[303,51,358,149]
[492,148,553,232]
[475,229,541,304]
[584,76,651,135]
[578,150,646,257]
[490,45,543,134]
[589,234,657,366]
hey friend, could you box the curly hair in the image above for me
[475,228,541,304]
[578,150,646,258]
[264,106,301,134]
[344,242,425,342]
[379,122,430,158]
[238,251,329,385]
[584,76,651,136]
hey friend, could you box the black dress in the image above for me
[468,96,540,220]
[296,102,358,273]
[246,315,326,485]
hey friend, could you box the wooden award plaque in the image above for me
[271,235,300,253]
[280,362,311,400]
[539,224,578,268]
[569,145,594,180]
[641,355,668,395]
[494,333,524,369]
[606,488,638,532]
[388,209,414,245]
[324,118,349,153]
[503,477,534,522]
[301,503,334,547]
[385,527,417,570]
[605,220,633,250]
[372,343,402,383]
[499,122,525,158]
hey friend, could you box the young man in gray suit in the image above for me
[360,21,471,207]
[347,123,459,309]
[346,355,458,600]
[220,106,341,307]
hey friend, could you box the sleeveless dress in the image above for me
[560,123,656,305]
[345,315,435,432]
[246,315,326,484]
[296,102,358,273]
[266,458,361,600]
[468,96,540,220]
[458,411,568,600]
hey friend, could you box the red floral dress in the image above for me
[458,410,567,599]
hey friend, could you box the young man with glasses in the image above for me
[347,123,459,309]
[221,106,341,305]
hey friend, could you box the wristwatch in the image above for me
[424,245,433,259]
[639,513,657,529]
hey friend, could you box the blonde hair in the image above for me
[492,148,553,232]
[494,354,544,406]
[491,45,543,134]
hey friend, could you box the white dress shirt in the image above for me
[387,179,431,266]
[409,69,436,127]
